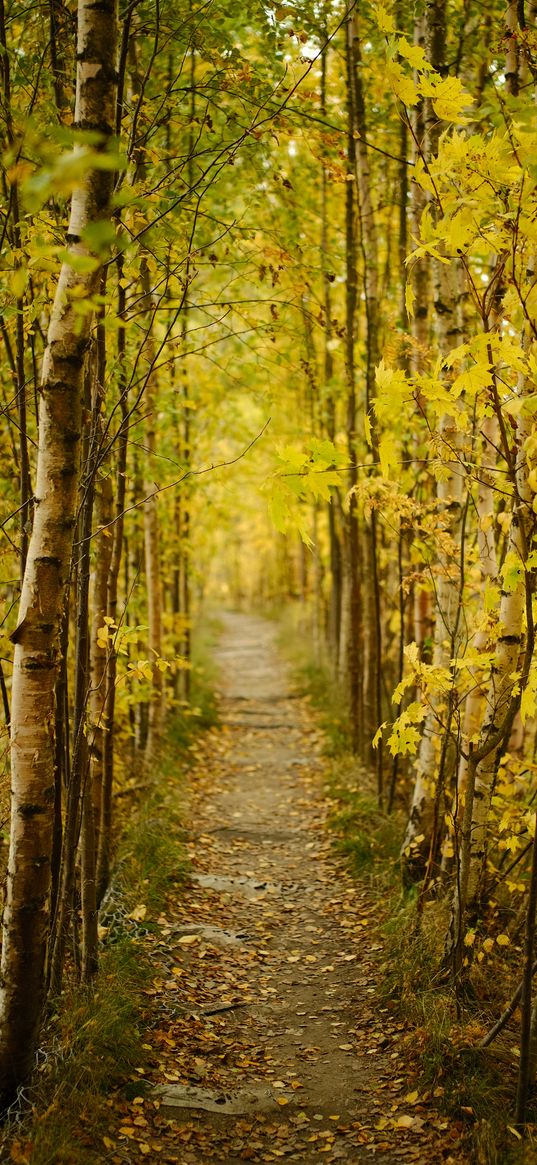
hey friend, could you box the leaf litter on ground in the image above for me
[95,616,470,1163]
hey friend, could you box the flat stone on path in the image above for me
[154,1082,284,1115]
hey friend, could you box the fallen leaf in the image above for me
[127,904,147,922]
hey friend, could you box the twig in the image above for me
[480,960,537,1048]
[201,1001,250,1016]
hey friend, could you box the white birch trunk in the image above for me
[400,410,464,872]
[401,259,464,875]
[466,407,533,909]
[445,303,536,974]
[0,0,118,1101]
[453,416,499,805]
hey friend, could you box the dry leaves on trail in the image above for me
[102,817,467,1152]
[100,615,470,1164]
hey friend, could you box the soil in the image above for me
[104,612,471,1163]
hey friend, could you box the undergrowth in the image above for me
[10,939,153,1165]
[325,759,402,883]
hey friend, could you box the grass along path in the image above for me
[96,612,469,1163]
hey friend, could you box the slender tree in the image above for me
[0,0,119,1102]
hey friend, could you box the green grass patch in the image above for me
[171,615,221,746]
[325,760,402,879]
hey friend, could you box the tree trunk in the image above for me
[400,410,464,880]
[141,259,164,754]
[400,0,468,881]
[0,0,118,1104]
[96,272,128,902]
[344,11,363,756]
[89,470,113,888]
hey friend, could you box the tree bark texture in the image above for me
[0,0,118,1103]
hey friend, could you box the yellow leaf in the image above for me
[178,933,199,945]
[385,59,419,106]
[128,904,147,922]
[372,722,386,749]
[12,266,28,298]
[397,38,428,71]
[482,938,494,954]
[277,1096,290,1106]
[379,432,397,479]
[443,209,475,253]
[373,3,395,33]
[484,579,500,614]
[464,930,476,947]
[420,74,471,122]
[451,364,492,398]
[496,933,510,946]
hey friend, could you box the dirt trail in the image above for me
[107,612,468,1163]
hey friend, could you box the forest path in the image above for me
[107,612,467,1164]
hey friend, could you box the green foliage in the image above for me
[326,772,401,878]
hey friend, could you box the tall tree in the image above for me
[0,0,119,1102]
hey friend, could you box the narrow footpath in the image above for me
[106,613,469,1164]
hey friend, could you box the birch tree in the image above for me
[400,0,465,881]
[0,0,119,1103]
